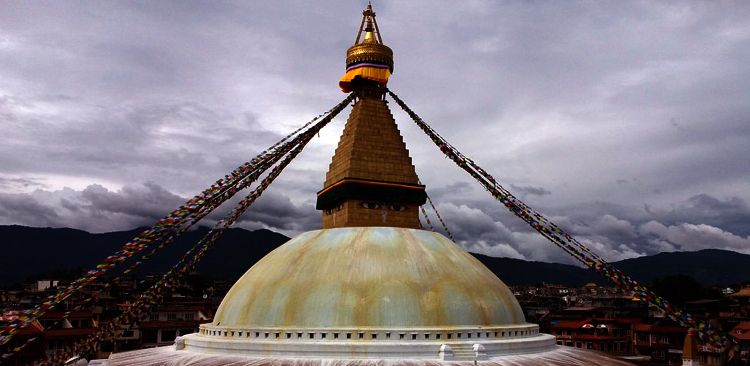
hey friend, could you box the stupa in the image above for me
[104,4,633,366]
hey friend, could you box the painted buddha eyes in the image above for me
[360,202,407,211]
[389,204,406,212]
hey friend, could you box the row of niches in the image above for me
[197,326,540,342]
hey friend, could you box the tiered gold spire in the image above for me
[318,3,426,229]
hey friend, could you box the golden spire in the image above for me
[321,3,425,228]
[356,3,383,44]
[339,2,394,93]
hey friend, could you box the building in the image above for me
[137,303,212,348]
[550,318,632,355]
[99,4,634,366]
[39,310,98,358]
[730,322,750,362]
[632,320,686,365]
[0,311,45,366]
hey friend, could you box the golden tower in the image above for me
[317,3,426,228]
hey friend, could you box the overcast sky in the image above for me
[1,1,749,264]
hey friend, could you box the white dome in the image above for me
[212,227,525,328]
[180,227,556,359]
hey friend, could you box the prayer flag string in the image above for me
[40,120,321,366]
[0,94,355,358]
[388,89,732,351]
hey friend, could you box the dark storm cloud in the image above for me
[0,182,317,234]
[1,1,749,263]
[0,177,47,190]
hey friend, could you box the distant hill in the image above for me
[474,249,750,287]
[612,249,750,286]
[0,225,289,287]
[471,254,602,287]
[1,225,748,288]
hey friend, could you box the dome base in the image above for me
[185,325,554,360]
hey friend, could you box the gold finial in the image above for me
[355,2,384,45]
[339,2,394,92]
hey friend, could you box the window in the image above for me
[167,313,177,320]
[161,330,177,342]
[184,313,194,320]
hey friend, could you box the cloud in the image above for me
[0,176,48,191]
[0,182,317,234]
[0,1,749,264]
[510,184,551,197]
[417,192,750,264]
[639,221,750,254]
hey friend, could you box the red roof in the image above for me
[730,287,750,298]
[573,334,628,341]
[14,320,44,336]
[45,327,97,338]
[731,322,750,341]
[138,320,201,329]
[39,310,93,320]
[551,319,590,329]
[633,324,687,334]
[613,317,643,325]
[153,305,210,313]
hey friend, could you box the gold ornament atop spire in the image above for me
[339,2,394,93]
